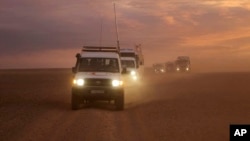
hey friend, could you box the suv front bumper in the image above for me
[72,86,124,100]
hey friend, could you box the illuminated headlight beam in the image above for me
[73,79,84,86]
[112,80,123,87]
[130,71,136,76]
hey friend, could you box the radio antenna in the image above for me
[99,16,103,47]
[113,1,120,51]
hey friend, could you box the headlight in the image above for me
[176,67,180,71]
[130,71,136,76]
[73,79,84,86]
[186,68,189,71]
[112,79,123,87]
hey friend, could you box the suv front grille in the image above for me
[84,78,111,86]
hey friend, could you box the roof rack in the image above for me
[82,46,119,53]
[120,48,134,51]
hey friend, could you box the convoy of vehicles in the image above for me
[71,45,190,111]
[71,1,189,110]
[153,56,191,73]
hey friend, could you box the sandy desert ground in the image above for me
[0,69,250,141]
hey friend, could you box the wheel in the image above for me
[115,91,124,111]
[71,92,81,110]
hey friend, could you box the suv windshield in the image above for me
[176,60,189,65]
[121,60,135,68]
[78,58,119,73]
[154,64,164,68]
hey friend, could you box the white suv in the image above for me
[121,57,139,82]
[71,46,125,110]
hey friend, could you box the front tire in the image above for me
[71,92,81,110]
[115,92,124,111]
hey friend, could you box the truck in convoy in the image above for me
[120,45,144,81]
[153,63,165,73]
[175,56,191,72]
[120,45,144,68]
[71,46,125,110]
[121,57,138,82]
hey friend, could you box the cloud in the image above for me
[202,0,250,9]
[182,26,250,47]
[1,0,250,70]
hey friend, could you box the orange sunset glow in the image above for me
[1,0,250,72]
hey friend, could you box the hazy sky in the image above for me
[1,0,250,71]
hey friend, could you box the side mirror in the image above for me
[121,67,127,74]
[72,67,77,73]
